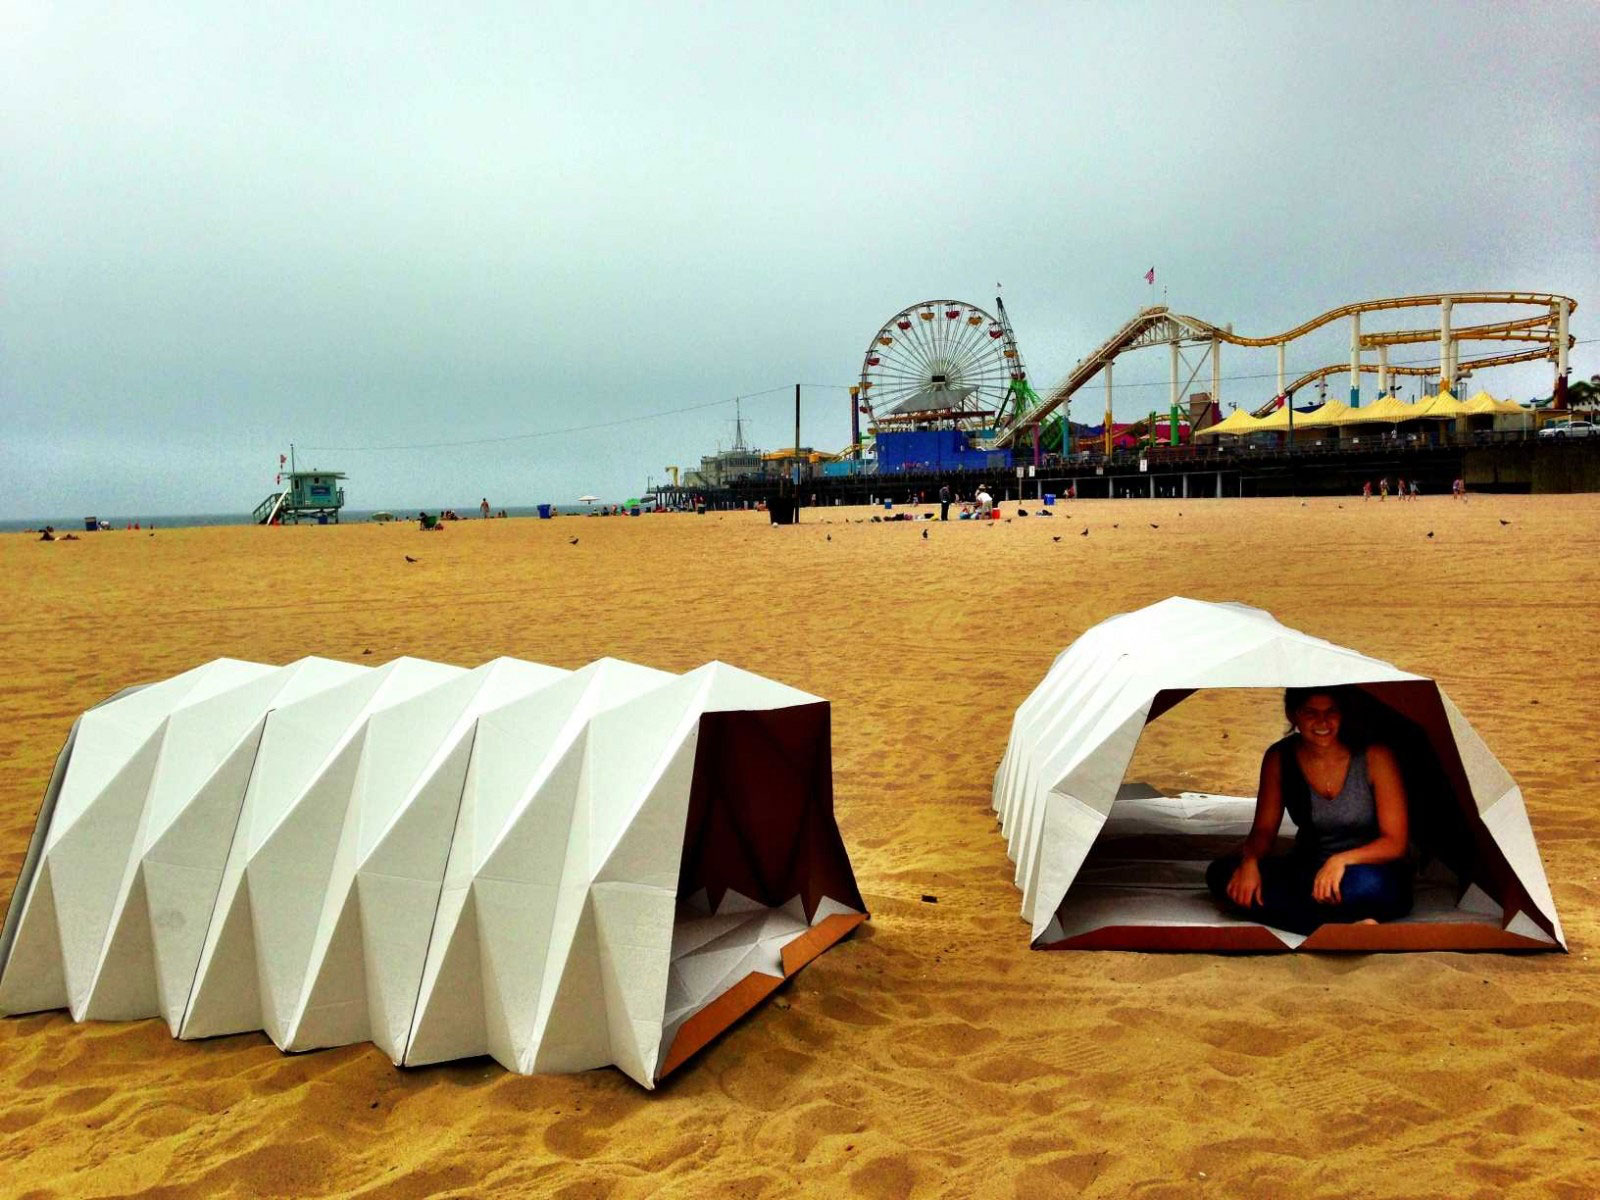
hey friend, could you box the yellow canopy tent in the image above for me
[1338,395,1418,425]
[1252,403,1293,432]
[1418,390,1470,419]
[1193,408,1267,438]
[1464,390,1532,428]
[1294,398,1353,429]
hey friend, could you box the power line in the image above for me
[302,383,847,453]
[299,337,1596,453]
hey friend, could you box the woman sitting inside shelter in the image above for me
[1206,687,1414,934]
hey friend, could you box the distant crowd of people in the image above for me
[419,502,511,529]
[1361,477,1467,501]
[921,482,1075,521]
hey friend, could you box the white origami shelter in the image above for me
[994,598,1563,953]
[0,655,865,1087]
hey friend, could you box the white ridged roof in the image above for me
[0,655,852,1089]
[993,598,1561,947]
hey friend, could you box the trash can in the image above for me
[768,497,798,525]
[537,504,552,519]
[696,504,707,515]
[83,517,98,532]
[317,514,329,525]
[628,507,641,517]
[883,500,893,510]
[1043,494,1055,506]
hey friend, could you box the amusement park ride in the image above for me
[849,297,1039,462]
[850,292,1577,463]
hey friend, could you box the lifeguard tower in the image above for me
[254,450,347,525]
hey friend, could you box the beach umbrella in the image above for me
[578,495,599,506]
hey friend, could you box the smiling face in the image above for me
[1292,693,1344,748]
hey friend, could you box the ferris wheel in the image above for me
[853,298,1031,435]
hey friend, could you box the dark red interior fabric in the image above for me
[1355,681,1544,938]
[677,702,864,922]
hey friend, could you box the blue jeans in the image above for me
[1205,852,1413,935]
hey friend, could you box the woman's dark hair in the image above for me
[1283,685,1371,749]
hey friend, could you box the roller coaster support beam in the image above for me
[1349,312,1361,406]
[1378,344,1389,395]
[1170,340,1180,416]
[1440,298,1453,391]
[1104,362,1114,456]
[1211,338,1221,408]
[1557,298,1570,377]
[1277,344,1285,398]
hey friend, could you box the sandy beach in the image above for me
[1,494,1597,1198]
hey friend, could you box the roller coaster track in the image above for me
[1280,345,1561,399]
[990,291,1576,447]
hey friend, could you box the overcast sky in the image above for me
[5,1,1597,517]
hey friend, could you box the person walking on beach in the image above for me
[1362,480,1372,501]
[1396,476,1407,501]
[1379,478,1389,501]
[939,483,951,521]
[1409,480,1419,499]
[480,497,491,519]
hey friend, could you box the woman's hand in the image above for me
[1227,858,1263,908]
[1312,856,1348,904]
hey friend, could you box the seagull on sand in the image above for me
[404,555,418,563]
[569,537,579,545]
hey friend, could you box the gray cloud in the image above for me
[5,1,1596,516]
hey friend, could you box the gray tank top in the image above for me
[1277,739,1379,858]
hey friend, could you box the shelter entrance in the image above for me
[1042,687,1558,952]
[657,703,865,1075]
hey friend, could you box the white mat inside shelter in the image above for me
[660,891,857,1071]
[1051,784,1503,942]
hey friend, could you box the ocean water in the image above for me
[0,505,624,534]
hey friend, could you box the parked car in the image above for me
[1538,420,1597,438]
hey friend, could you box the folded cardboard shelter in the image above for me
[993,598,1563,952]
[0,655,865,1087]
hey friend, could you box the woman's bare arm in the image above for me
[1241,746,1286,862]
[1225,748,1286,908]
